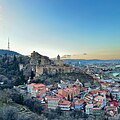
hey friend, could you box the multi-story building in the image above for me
[85,104,93,114]
[47,96,60,110]
[27,83,47,97]
[74,99,86,110]
[58,84,80,100]
[58,100,71,110]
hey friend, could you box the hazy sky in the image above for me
[0,0,120,59]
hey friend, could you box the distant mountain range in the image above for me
[63,59,120,64]
[0,49,21,56]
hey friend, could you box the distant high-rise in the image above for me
[8,37,10,51]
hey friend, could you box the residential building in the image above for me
[27,83,47,97]
[74,99,86,110]
[58,100,71,110]
[58,85,80,100]
[47,96,60,110]
[85,104,93,114]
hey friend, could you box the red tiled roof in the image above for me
[108,100,118,107]
[90,90,103,94]
[34,84,46,87]
[58,100,71,105]
[92,108,101,110]
[37,98,43,100]
[28,83,36,86]
[81,88,87,91]
[101,82,110,86]
[28,83,46,87]
[102,89,110,92]
[86,104,93,107]
[55,94,64,98]
[75,99,85,105]
[46,96,60,100]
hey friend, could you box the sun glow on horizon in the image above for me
[0,0,120,60]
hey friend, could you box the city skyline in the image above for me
[0,0,120,59]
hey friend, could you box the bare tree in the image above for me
[0,106,18,120]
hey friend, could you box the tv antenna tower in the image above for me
[8,37,10,51]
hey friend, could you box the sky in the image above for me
[0,0,120,59]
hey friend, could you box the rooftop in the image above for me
[58,100,71,105]
[28,83,46,87]
[75,99,85,105]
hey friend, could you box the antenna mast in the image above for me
[8,37,10,51]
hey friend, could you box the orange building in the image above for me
[58,84,80,100]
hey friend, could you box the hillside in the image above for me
[0,49,21,56]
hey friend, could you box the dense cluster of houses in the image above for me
[27,77,120,117]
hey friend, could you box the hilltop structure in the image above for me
[55,54,64,66]
[30,51,72,77]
